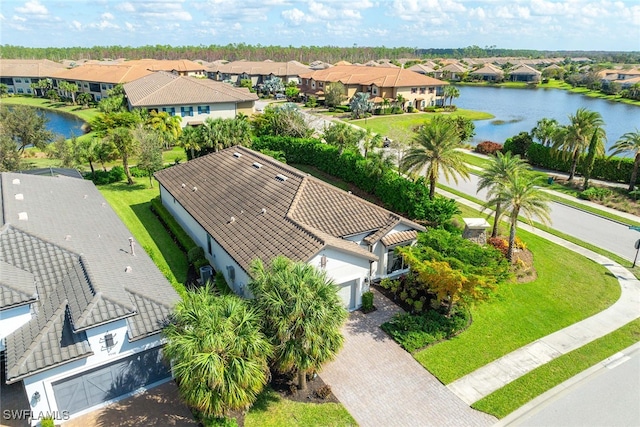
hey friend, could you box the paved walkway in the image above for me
[438,188,640,405]
[319,288,496,427]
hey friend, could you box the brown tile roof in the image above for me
[471,64,504,76]
[442,63,469,73]
[408,64,436,74]
[510,64,542,75]
[207,60,310,76]
[155,147,424,274]
[299,65,447,88]
[381,230,418,247]
[125,59,206,73]
[124,71,258,107]
[50,63,155,84]
[0,59,66,78]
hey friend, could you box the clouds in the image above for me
[1,0,638,50]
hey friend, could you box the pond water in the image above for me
[455,86,640,151]
[38,108,85,139]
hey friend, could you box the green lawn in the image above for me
[1,95,100,122]
[97,178,189,297]
[242,389,357,427]
[347,109,494,137]
[472,318,640,418]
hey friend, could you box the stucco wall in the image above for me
[0,304,32,352]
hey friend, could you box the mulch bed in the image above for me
[512,247,537,283]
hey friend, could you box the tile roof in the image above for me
[1,173,180,382]
[207,60,310,76]
[124,71,258,107]
[471,64,504,76]
[408,64,436,74]
[510,64,542,75]
[299,65,447,88]
[0,59,66,78]
[0,261,38,309]
[50,63,155,84]
[381,230,419,247]
[155,147,424,275]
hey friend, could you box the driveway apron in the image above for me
[319,288,496,427]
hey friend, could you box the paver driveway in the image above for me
[319,288,496,427]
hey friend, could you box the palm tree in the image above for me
[361,128,383,158]
[531,118,560,147]
[400,116,470,199]
[485,174,551,262]
[477,151,530,238]
[395,93,406,111]
[552,108,606,181]
[443,85,460,107]
[178,125,202,160]
[249,256,347,390]
[163,284,272,418]
[146,110,182,148]
[581,128,606,190]
[609,129,640,191]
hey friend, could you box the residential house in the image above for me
[298,65,448,110]
[439,63,469,81]
[408,63,436,76]
[206,60,311,87]
[469,63,505,82]
[0,172,180,425]
[154,147,425,310]
[123,71,258,126]
[0,59,66,95]
[598,68,640,88]
[509,64,542,82]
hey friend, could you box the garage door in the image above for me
[52,347,170,415]
[337,280,357,310]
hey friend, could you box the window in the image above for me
[15,78,22,83]
[108,84,113,89]
[89,83,100,92]
[419,87,426,94]
[180,106,194,117]
[207,234,212,255]
[101,84,106,90]
[17,88,24,93]
[428,87,434,94]
[198,105,210,114]
[162,107,176,116]
[24,78,30,83]
[411,87,417,94]
[8,88,14,93]
[372,86,378,95]
[318,82,324,88]
[386,247,408,274]
[27,89,32,94]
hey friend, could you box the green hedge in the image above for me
[251,136,459,226]
[150,196,198,252]
[523,143,634,184]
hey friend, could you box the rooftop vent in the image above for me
[276,174,288,182]
[18,212,28,221]
[229,216,236,223]
[15,194,24,201]
[193,186,197,192]
[84,195,88,199]
[252,162,263,169]
[261,208,267,215]
[181,183,186,188]
[125,266,132,273]
[64,235,71,241]
[233,152,242,158]
[12,179,20,185]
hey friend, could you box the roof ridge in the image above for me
[125,287,173,309]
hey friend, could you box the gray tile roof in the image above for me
[0,261,38,309]
[155,147,424,275]
[124,71,258,108]
[1,173,180,382]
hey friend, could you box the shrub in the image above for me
[475,141,503,155]
[579,187,613,201]
[149,196,197,252]
[488,237,509,257]
[129,166,147,178]
[503,132,533,157]
[315,385,332,400]
[514,236,526,251]
[361,291,374,312]
[193,257,210,270]
[41,417,54,427]
[89,166,126,185]
[188,246,205,264]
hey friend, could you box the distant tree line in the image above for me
[2,44,638,64]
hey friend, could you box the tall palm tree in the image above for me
[609,129,640,191]
[400,116,470,199]
[362,128,383,158]
[443,85,460,107]
[477,151,530,238]
[395,93,406,111]
[163,284,272,418]
[178,125,202,160]
[552,108,606,181]
[485,174,551,262]
[146,110,182,148]
[249,256,347,390]
[531,118,560,147]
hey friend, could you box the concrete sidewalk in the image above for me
[437,188,640,405]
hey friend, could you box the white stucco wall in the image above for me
[0,304,32,351]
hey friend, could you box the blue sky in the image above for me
[1,0,639,51]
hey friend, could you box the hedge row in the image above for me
[150,196,198,253]
[522,143,635,184]
[251,136,459,226]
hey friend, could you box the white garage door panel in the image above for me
[337,280,357,310]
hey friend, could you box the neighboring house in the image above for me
[598,68,640,87]
[206,60,311,87]
[298,65,448,110]
[440,63,469,81]
[408,63,436,76]
[509,64,542,82]
[154,147,425,310]
[0,173,180,425]
[469,63,505,81]
[49,59,207,102]
[0,59,66,95]
[123,71,258,126]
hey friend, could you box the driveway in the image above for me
[62,380,196,427]
[319,288,496,427]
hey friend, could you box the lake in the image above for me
[455,86,640,151]
[40,108,86,139]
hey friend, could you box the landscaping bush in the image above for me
[361,291,374,312]
[381,308,470,352]
[129,166,147,178]
[488,237,509,257]
[193,257,210,270]
[503,132,533,157]
[188,246,205,264]
[40,417,54,427]
[90,166,126,185]
[334,105,350,112]
[150,196,197,252]
[314,385,332,400]
[391,106,403,114]
[578,187,613,201]
[475,141,503,155]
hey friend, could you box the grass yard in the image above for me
[242,389,357,427]
[472,318,640,418]
[416,207,621,384]
[347,108,494,137]
[97,178,188,297]
[1,95,100,122]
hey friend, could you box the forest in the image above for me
[2,44,638,64]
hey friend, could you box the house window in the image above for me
[386,247,408,274]
[27,89,32,94]
[84,83,89,88]
[162,107,176,116]
[411,87,417,94]
[428,87,434,94]
[198,105,210,114]
[419,87,426,94]
[101,84,106,90]
[15,78,22,83]
[17,88,24,93]
[108,84,113,89]
[8,88,14,93]
[311,81,316,89]
[372,87,378,95]
[24,78,30,83]
[181,106,194,117]
[207,234,212,255]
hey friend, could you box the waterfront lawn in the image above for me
[1,95,100,122]
[348,108,494,137]
[472,319,640,418]
[414,223,620,384]
[98,178,188,297]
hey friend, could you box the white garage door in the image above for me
[337,280,357,310]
